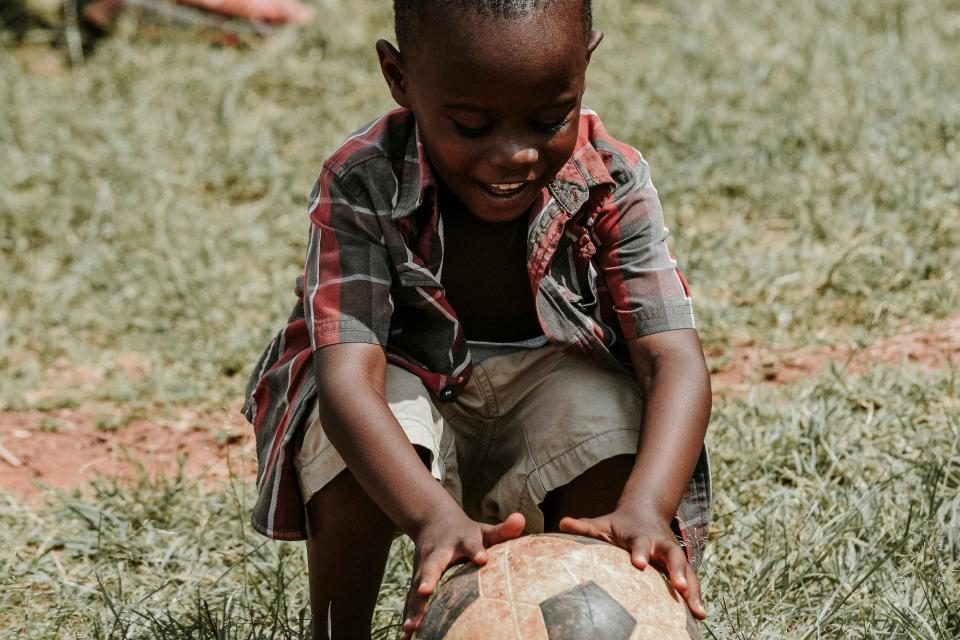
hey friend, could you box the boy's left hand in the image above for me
[558,507,707,620]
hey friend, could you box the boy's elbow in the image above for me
[312,343,387,402]
[628,330,712,414]
[627,329,706,376]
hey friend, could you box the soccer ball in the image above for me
[415,533,702,640]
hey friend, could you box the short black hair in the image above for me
[393,0,593,51]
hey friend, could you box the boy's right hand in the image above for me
[401,511,525,640]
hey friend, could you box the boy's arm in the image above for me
[313,343,460,534]
[559,328,710,619]
[620,329,711,537]
[313,343,524,638]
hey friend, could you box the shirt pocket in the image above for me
[384,229,443,289]
[395,260,444,289]
[550,240,599,313]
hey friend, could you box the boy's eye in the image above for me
[532,116,572,135]
[452,120,493,138]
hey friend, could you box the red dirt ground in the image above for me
[710,316,960,394]
[1,316,958,504]
[0,405,255,505]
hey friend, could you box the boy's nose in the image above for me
[490,143,540,171]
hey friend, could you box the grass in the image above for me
[1,0,959,637]
[704,366,959,638]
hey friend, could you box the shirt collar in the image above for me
[548,121,617,214]
[391,114,616,219]
[392,120,437,219]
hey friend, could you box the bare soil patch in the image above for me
[0,405,254,504]
[711,315,960,394]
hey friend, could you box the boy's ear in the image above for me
[586,30,604,62]
[376,39,411,108]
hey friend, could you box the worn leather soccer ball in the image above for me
[416,533,702,640]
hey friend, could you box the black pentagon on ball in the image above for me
[539,580,637,640]
[417,564,481,639]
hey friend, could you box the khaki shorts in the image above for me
[294,345,643,532]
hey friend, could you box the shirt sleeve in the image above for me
[591,154,695,339]
[303,167,394,350]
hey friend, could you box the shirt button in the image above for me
[438,386,457,403]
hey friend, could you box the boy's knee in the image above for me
[305,469,395,537]
[540,454,635,529]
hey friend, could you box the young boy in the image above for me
[243,1,712,638]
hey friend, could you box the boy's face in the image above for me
[378,1,602,223]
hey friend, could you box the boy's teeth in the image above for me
[488,183,524,193]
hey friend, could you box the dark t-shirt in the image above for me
[439,190,542,342]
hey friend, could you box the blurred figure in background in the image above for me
[78,0,314,30]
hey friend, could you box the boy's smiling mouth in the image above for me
[476,180,538,213]
[484,181,527,196]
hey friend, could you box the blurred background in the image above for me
[1,0,958,637]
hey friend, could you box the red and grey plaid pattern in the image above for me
[243,108,709,567]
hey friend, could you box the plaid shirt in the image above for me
[243,108,711,567]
